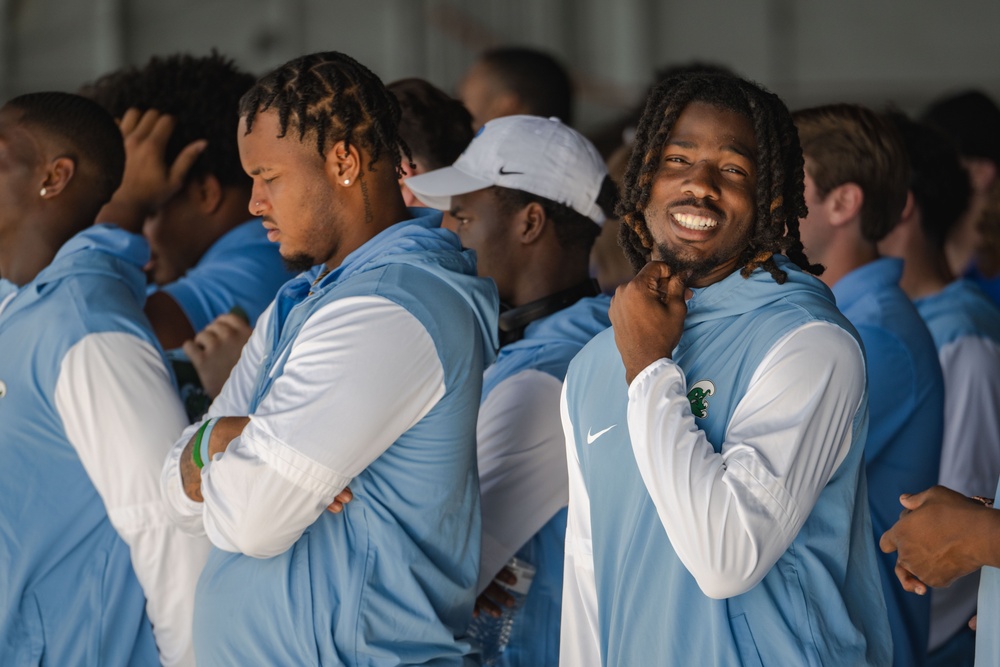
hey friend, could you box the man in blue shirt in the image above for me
[84,53,296,348]
[407,115,615,665]
[0,93,208,665]
[560,72,890,666]
[160,51,499,666]
[795,103,946,667]
[877,111,1000,666]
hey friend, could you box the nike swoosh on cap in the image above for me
[586,424,617,444]
[498,166,524,175]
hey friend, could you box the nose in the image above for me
[682,161,721,200]
[249,183,267,217]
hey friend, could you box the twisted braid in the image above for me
[239,51,411,177]
[617,73,822,283]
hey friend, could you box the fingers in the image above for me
[118,107,143,135]
[475,592,504,619]
[878,528,898,554]
[189,313,252,352]
[127,108,173,144]
[899,489,929,511]
[327,486,354,514]
[181,338,207,364]
[494,566,517,587]
[894,562,927,595]
[969,614,977,631]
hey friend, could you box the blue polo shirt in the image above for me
[833,257,945,667]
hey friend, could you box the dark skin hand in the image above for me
[180,415,353,512]
[610,261,692,384]
[182,313,253,399]
[880,485,1000,594]
[474,566,518,618]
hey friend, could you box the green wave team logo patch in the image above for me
[687,380,716,419]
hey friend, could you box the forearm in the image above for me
[180,416,251,501]
[95,199,149,235]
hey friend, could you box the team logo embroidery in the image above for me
[687,380,715,419]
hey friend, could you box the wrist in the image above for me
[95,198,153,234]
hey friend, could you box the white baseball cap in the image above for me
[405,115,608,225]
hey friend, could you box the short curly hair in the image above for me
[81,51,254,188]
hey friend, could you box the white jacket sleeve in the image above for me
[198,295,445,558]
[559,382,602,667]
[477,369,568,592]
[55,332,211,667]
[627,321,865,599]
[160,301,272,533]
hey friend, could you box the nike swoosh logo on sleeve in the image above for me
[586,424,617,444]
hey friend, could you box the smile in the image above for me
[672,213,718,230]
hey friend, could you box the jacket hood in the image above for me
[312,208,500,362]
[499,295,611,357]
[684,254,835,328]
[17,224,149,307]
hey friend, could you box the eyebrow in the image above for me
[449,205,464,217]
[248,166,272,176]
[666,138,756,162]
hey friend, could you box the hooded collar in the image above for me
[683,254,833,329]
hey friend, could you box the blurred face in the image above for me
[0,107,42,238]
[238,111,341,271]
[459,61,503,131]
[643,101,757,287]
[142,183,213,285]
[449,187,519,301]
[798,163,834,263]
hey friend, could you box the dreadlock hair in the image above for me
[794,104,909,244]
[617,72,819,284]
[81,51,254,189]
[7,92,124,219]
[388,78,473,171]
[883,109,971,248]
[239,51,410,178]
[492,175,619,253]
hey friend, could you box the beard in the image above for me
[652,242,735,284]
[647,197,753,283]
[282,252,319,273]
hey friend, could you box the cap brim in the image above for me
[404,166,494,211]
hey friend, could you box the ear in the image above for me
[826,182,864,226]
[325,140,362,188]
[38,156,76,198]
[899,190,918,227]
[965,158,997,193]
[191,173,224,215]
[491,92,525,120]
[517,202,548,245]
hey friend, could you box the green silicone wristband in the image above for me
[191,419,211,469]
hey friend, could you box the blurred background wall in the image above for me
[1,0,998,133]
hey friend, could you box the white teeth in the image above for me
[673,213,718,230]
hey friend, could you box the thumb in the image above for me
[899,489,929,511]
[169,139,208,190]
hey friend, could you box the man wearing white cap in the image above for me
[407,115,617,666]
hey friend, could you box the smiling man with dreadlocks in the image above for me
[159,51,498,665]
[559,73,891,666]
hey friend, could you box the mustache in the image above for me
[663,197,725,218]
